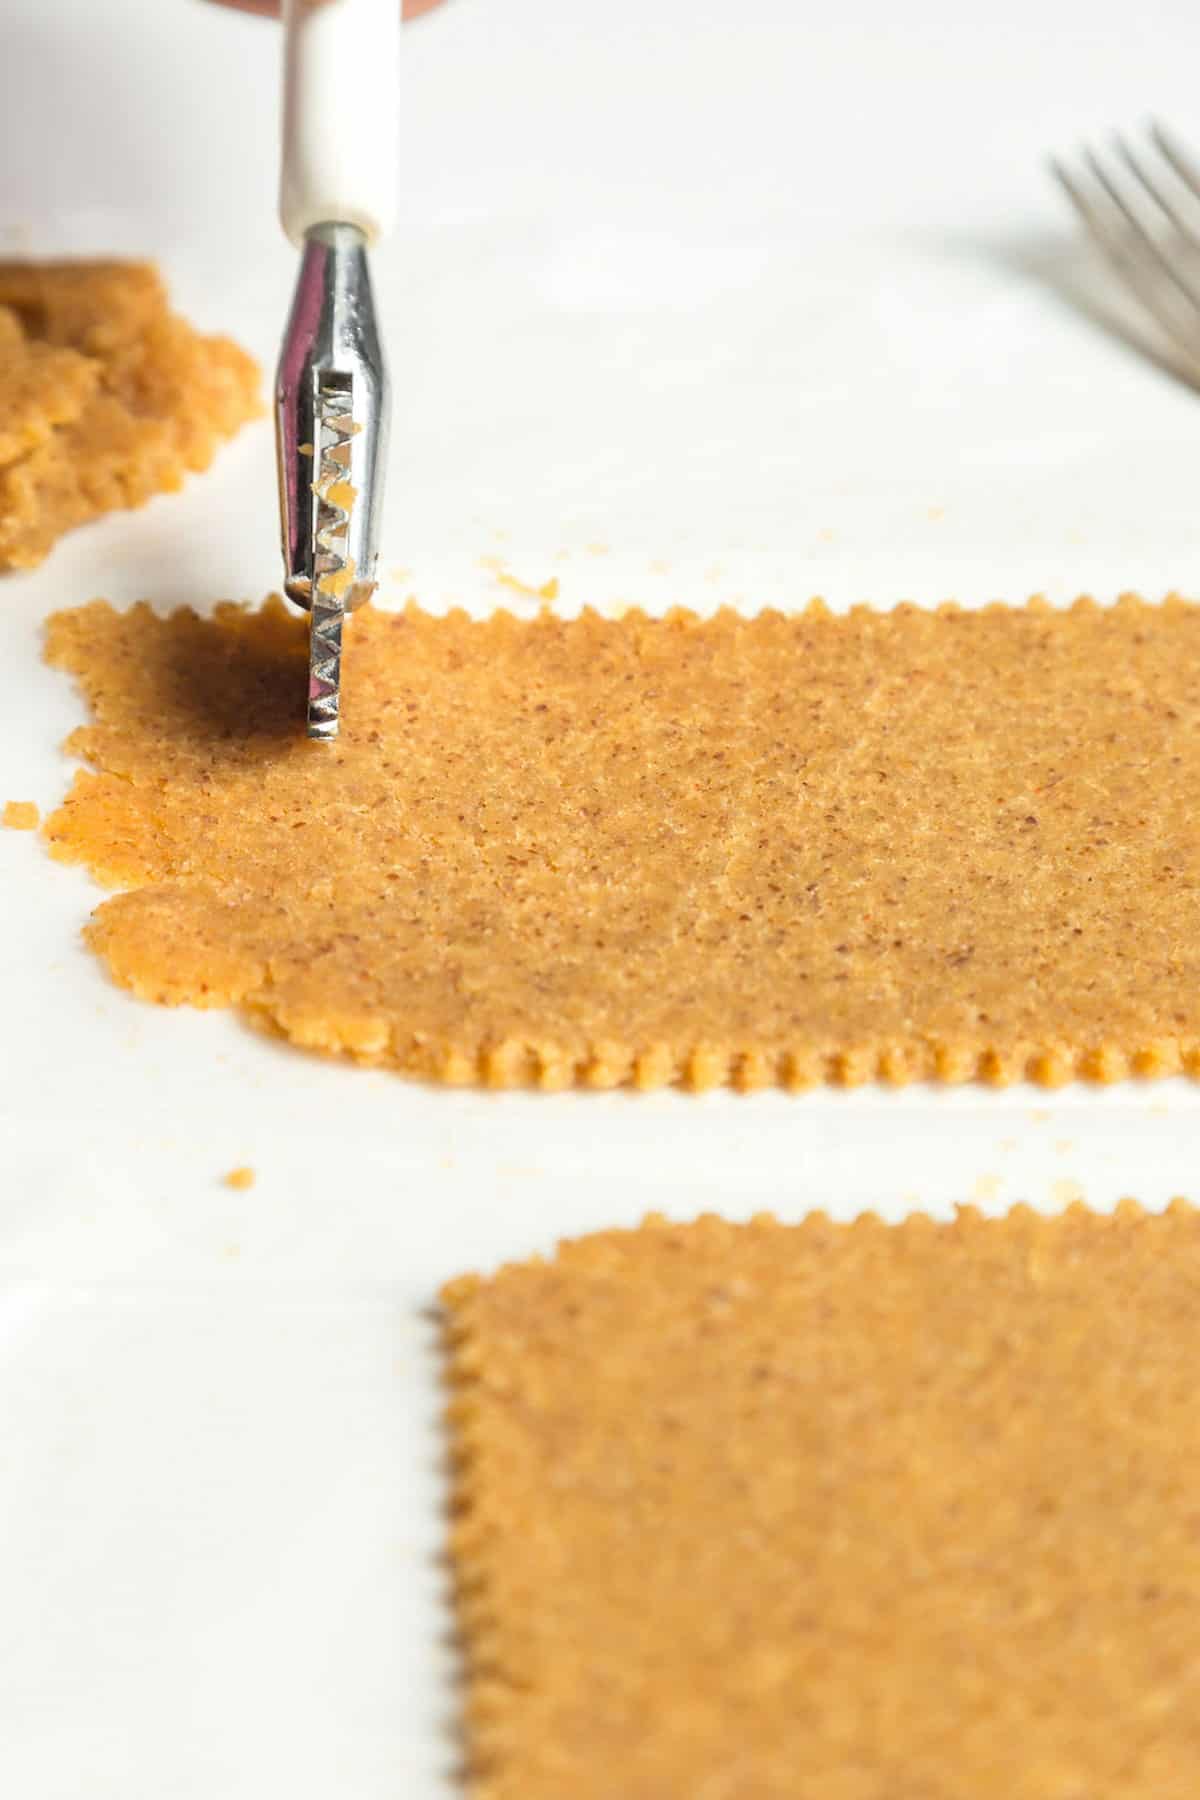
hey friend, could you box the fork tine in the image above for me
[1050,153,1200,364]
[1151,121,1200,206]
[1113,132,1200,249]
[1050,155,1115,241]
[1082,146,1200,314]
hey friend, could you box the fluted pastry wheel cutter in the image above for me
[275,0,396,739]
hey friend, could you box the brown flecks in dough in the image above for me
[39,592,1200,1090]
[3,799,39,830]
[0,260,260,569]
[223,1166,255,1190]
[442,1201,1200,1800]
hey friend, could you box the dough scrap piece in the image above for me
[442,1202,1200,1799]
[0,307,99,468]
[41,591,1200,1089]
[0,260,260,569]
[3,800,39,830]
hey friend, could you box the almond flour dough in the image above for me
[443,1203,1200,1798]
[0,260,260,568]
[41,591,1200,1090]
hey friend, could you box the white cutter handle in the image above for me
[280,0,399,247]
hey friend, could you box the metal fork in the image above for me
[1051,123,1200,365]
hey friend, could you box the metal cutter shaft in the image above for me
[275,221,390,740]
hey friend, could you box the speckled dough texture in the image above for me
[42,592,1200,1089]
[443,1204,1200,1800]
[0,260,260,568]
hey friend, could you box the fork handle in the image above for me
[280,0,399,247]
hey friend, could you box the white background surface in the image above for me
[4,0,1200,1793]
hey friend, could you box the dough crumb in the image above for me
[223,1166,255,1191]
[0,259,260,569]
[3,799,39,830]
[495,571,559,604]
